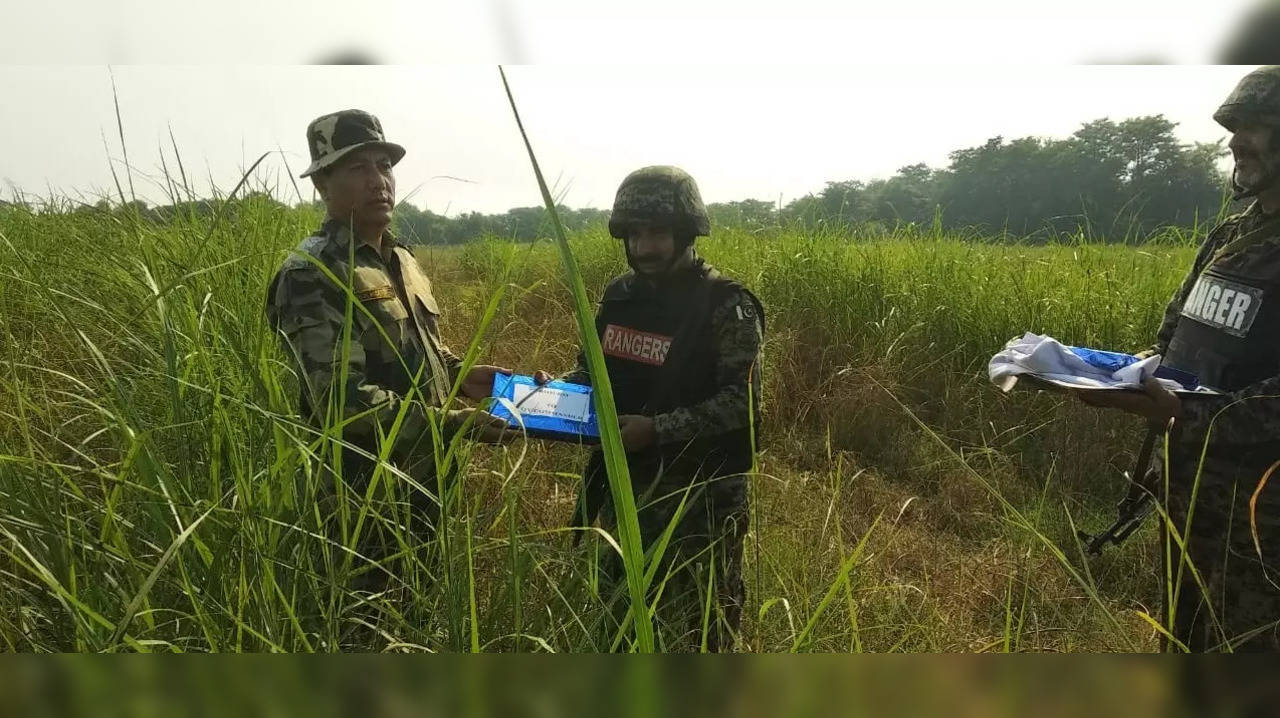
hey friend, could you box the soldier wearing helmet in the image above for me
[1215,66,1280,201]
[560,166,764,651]
[1081,67,1280,650]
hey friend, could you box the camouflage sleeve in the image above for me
[270,265,431,444]
[651,288,763,446]
[1180,377,1280,445]
[1148,225,1230,356]
[439,344,465,385]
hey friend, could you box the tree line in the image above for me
[769,115,1230,240]
[37,114,1231,244]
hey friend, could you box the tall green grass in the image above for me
[0,184,1203,650]
[0,68,1225,651]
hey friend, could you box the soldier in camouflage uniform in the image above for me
[1083,67,1280,651]
[266,110,514,575]
[560,166,765,651]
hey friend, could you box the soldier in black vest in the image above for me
[1082,66,1280,651]
[559,166,764,651]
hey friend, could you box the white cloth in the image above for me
[988,332,1165,391]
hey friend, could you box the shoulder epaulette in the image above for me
[278,233,333,273]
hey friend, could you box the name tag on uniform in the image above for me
[356,285,396,302]
[1180,274,1264,338]
[602,324,672,366]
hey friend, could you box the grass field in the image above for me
[0,197,1201,652]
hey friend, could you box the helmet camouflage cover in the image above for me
[1214,66,1280,132]
[608,165,711,239]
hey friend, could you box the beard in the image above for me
[1236,155,1280,192]
[1231,139,1280,199]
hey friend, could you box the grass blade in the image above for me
[497,65,654,652]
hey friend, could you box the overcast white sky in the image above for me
[3,0,1271,214]
[0,64,1259,215]
[4,1,1264,64]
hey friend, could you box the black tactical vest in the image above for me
[1164,214,1280,460]
[1165,217,1280,392]
[586,260,763,490]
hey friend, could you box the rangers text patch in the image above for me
[602,324,672,366]
[1180,274,1264,338]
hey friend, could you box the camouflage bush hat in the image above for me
[608,165,711,239]
[1214,66,1280,132]
[300,109,406,178]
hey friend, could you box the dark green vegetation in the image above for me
[15,113,1227,246]
[0,196,1208,651]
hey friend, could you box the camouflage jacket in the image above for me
[266,219,463,448]
[1152,202,1280,444]
[564,261,764,448]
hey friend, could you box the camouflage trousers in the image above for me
[1162,446,1280,651]
[596,470,749,653]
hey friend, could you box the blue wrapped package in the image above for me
[1067,346,1141,372]
[1068,345,1200,389]
[488,374,601,443]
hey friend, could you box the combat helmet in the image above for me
[608,166,711,240]
[1215,66,1280,132]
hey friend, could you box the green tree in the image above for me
[707,199,778,232]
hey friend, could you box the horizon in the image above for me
[0,65,1258,217]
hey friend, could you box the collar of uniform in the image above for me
[1238,200,1280,230]
[1238,199,1280,221]
[319,218,403,256]
[635,255,712,291]
[1250,200,1280,222]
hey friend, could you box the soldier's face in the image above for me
[1229,124,1280,192]
[316,147,396,228]
[626,224,676,274]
